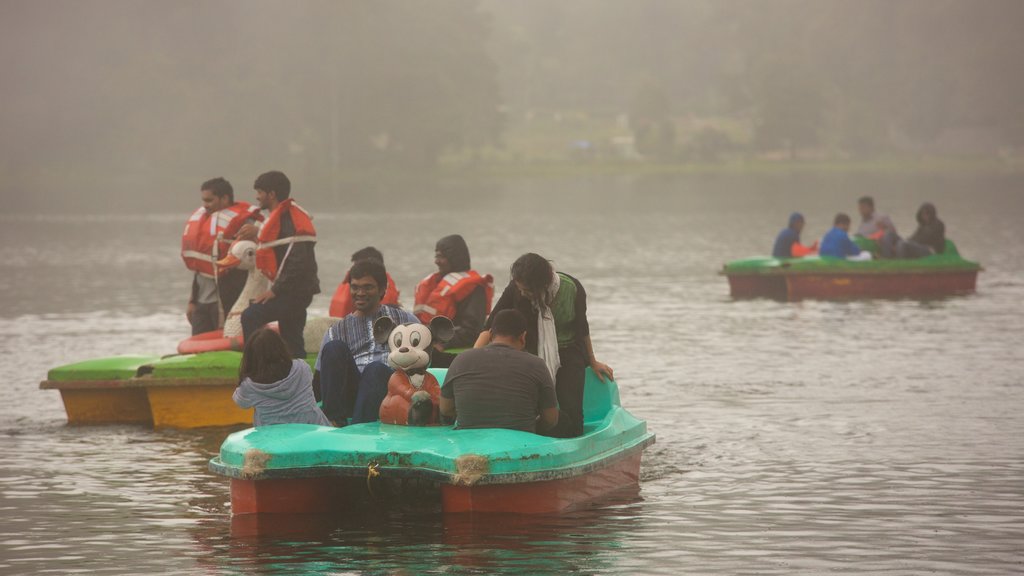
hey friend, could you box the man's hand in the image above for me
[591,360,614,382]
[252,290,275,304]
[186,301,196,322]
[236,223,259,241]
[432,342,446,352]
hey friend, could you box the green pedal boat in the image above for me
[41,351,318,428]
[209,367,655,516]
[722,239,981,301]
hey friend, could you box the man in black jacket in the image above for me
[237,171,320,357]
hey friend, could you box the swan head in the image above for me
[217,240,258,271]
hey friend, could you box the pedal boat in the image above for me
[722,239,981,301]
[39,351,316,428]
[208,368,655,516]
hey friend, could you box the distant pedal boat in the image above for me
[721,239,981,301]
[208,368,655,517]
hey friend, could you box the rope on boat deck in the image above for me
[366,461,381,502]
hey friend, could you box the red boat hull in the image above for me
[727,270,978,301]
[228,451,643,516]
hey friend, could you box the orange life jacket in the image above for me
[181,202,262,278]
[255,198,317,282]
[791,241,819,257]
[378,370,442,426]
[329,272,401,318]
[413,270,493,324]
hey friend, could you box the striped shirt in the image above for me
[315,305,417,372]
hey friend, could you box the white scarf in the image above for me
[536,271,561,381]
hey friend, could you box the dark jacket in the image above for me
[908,203,946,254]
[271,210,320,298]
[485,272,590,361]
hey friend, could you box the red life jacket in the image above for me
[181,202,262,278]
[329,272,401,318]
[255,198,317,281]
[413,270,493,324]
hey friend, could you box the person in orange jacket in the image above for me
[181,177,261,334]
[329,247,400,318]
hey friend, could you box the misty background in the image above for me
[2,0,1022,214]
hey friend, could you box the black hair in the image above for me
[510,253,553,298]
[201,177,234,203]
[491,309,528,338]
[348,258,388,291]
[239,328,292,384]
[253,170,291,200]
[351,246,384,264]
[834,212,851,226]
[435,234,471,272]
[858,195,874,208]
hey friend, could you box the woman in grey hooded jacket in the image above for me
[234,328,330,426]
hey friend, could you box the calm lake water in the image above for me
[1,172,1022,575]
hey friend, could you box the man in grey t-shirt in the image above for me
[856,195,896,239]
[440,309,559,434]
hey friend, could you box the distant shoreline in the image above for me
[438,157,1023,179]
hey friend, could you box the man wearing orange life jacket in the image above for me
[182,177,262,335]
[413,235,492,366]
[235,171,320,357]
[329,246,401,318]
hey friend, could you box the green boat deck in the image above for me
[723,239,981,276]
[209,368,654,485]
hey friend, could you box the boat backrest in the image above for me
[428,366,621,425]
[943,239,960,257]
[582,368,620,423]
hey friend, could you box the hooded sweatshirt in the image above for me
[772,212,805,258]
[233,360,330,427]
[908,203,946,254]
[436,234,472,272]
[432,234,487,349]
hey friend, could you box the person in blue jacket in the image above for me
[772,212,818,258]
[819,213,865,259]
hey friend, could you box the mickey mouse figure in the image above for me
[373,315,454,426]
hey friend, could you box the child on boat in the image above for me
[234,328,330,427]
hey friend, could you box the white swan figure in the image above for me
[216,240,270,338]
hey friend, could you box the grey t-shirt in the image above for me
[441,343,558,433]
[857,212,896,238]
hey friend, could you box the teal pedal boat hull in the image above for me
[209,368,655,515]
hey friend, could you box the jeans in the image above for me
[240,291,313,358]
[318,339,393,425]
[189,302,220,335]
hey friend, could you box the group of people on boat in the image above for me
[772,196,947,261]
[182,171,613,438]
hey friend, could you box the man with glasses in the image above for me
[315,258,417,426]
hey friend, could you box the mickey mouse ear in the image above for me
[372,317,396,344]
[430,316,455,344]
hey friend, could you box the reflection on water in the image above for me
[1,173,1023,574]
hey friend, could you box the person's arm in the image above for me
[845,235,862,256]
[232,384,254,409]
[571,277,612,381]
[439,396,456,421]
[443,286,487,350]
[473,330,491,349]
[475,282,514,348]
[534,360,559,432]
[584,334,614,382]
[440,367,458,423]
[187,274,199,321]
